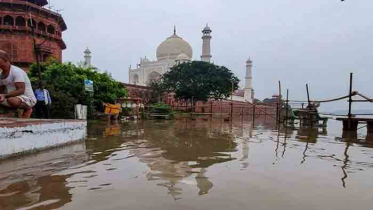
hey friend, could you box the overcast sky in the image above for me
[51,0,373,111]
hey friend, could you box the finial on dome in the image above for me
[174,25,176,35]
[202,24,212,33]
[84,47,91,55]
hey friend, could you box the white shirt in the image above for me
[0,65,36,102]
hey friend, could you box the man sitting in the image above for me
[0,50,36,118]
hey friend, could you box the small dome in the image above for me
[156,33,193,61]
[203,24,212,32]
[176,53,190,61]
[142,57,150,63]
[246,57,253,63]
[84,48,91,54]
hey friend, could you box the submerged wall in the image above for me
[0,119,87,159]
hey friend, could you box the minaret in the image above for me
[84,48,92,68]
[244,58,253,103]
[201,24,212,62]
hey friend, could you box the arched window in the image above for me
[27,19,36,28]
[4,16,14,26]
[147,71,161,84]
[15,16,26,27]
[37,22,46,32]
[47,25,55,34]
[42,54,50,62]
[133,74,139,85]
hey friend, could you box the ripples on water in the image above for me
[0,117,373,210]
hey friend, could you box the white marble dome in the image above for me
[176,53,191,61]
[156,34,193,61]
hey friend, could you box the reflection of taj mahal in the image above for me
[128,25,254,102]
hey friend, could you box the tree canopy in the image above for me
[29,61,127,119]
[162,61,239,102]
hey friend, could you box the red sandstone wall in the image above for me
[0,1,66,70]
[0,34,62,64]
[171,100,276,115]
[123,83,276,115]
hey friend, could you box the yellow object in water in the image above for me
[104,103,121,115]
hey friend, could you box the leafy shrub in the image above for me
[29,61,127,119]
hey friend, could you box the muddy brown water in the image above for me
[0,117,373,210]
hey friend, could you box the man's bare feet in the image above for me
[21,108,33,119]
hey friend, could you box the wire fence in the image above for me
[170,102,277,117]
[284,91,373,117]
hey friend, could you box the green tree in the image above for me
[148,80,166,104]
[29,61,127,119]
[162,61,239,102]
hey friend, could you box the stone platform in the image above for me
[0,118,87,159]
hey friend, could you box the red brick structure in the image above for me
[0,0,67,71]
[171,99,276,116]
[123,83,153,104]
[123,83,276,116]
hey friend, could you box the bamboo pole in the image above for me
[253,103,256,123]
[277,81,282,124]
[231,81,234,120]
[306,84,311,109]
[211,100,213,115]
[348,73,353,129]
[285,89,289,125]
[220,100,223,118]
[30,17,43,88]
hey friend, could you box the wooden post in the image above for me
[306,84,314,126]
[29,15,43,88]
[348,73,353,129]
[192,96,194,113]
[277,81,282,123]
[253,103,256,121]
[306,84,311,109]
[231,81,234,120]
[220,101,223,118]
[276,102,279,122]
[211,100,213,115]
[285,89,289,125]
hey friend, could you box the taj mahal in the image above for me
[84,25,254,103]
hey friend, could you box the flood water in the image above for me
[0,117,373,210]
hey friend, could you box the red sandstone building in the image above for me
[0,0,67,70]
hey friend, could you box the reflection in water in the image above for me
[0,118,373,209]
[240,138,249,170]
[278,127,294,158]
[0,175,72,210]
[337,131,357,188]
[341,142,350,188]
[296,127,327,164]
[121,120,238,199]
[0,144,87,210]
